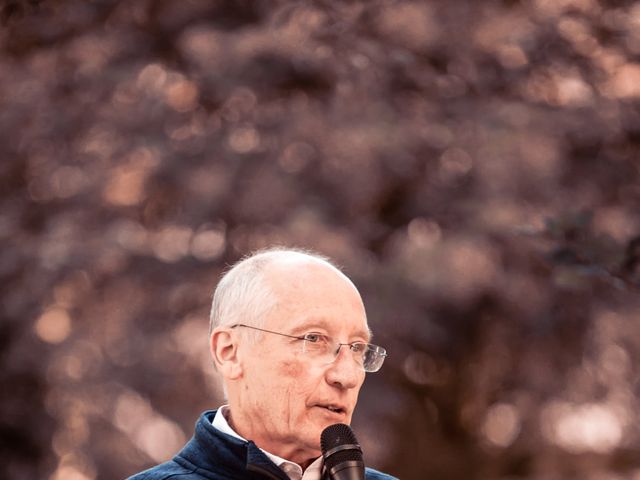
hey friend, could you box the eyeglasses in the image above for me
[230,324,387,373]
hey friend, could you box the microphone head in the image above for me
[321,423,363,469]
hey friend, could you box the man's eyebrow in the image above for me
[293,317,372,341]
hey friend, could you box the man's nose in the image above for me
[325,345,363,389]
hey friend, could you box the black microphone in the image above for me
[320,423,365,480]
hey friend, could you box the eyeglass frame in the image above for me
[228,323,387,373]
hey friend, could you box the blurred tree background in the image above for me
[1,0,640,479]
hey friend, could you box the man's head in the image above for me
[209,248,371,465]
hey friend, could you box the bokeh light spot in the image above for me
[35,308,72,344]
[191,228,226,261]
[114,390,186,462]
[228,126,261,153]
[482,403,521,448]
[165,79,199,112]
[541,401,624,453]
[137,63,168,92]
[151,225,193,263]
[606,64,640,98]
[407,218,441,248]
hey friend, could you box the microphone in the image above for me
[320,423,365,480]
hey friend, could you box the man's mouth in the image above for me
[315,404,346,415]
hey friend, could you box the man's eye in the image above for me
[351,343,367,353]
[303,333,323,343]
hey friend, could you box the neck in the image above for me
[225,408,320,468]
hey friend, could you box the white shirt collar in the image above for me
[212,405,323,480]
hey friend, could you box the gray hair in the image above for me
[209,247,337,338]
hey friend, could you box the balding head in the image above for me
[209,248,355,336]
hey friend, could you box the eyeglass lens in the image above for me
[302,336,386,372]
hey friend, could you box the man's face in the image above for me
[233,261,369,461]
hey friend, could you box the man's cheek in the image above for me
[278,358,305,377]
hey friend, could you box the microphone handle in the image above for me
[325,460,365,480]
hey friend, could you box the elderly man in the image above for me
[128,248,396,480]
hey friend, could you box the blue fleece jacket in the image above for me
[127,410,397,480]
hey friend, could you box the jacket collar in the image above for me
[176,410,290,480]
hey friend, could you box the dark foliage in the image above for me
[1,1,639,479]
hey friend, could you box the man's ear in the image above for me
[210,328,243,380]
